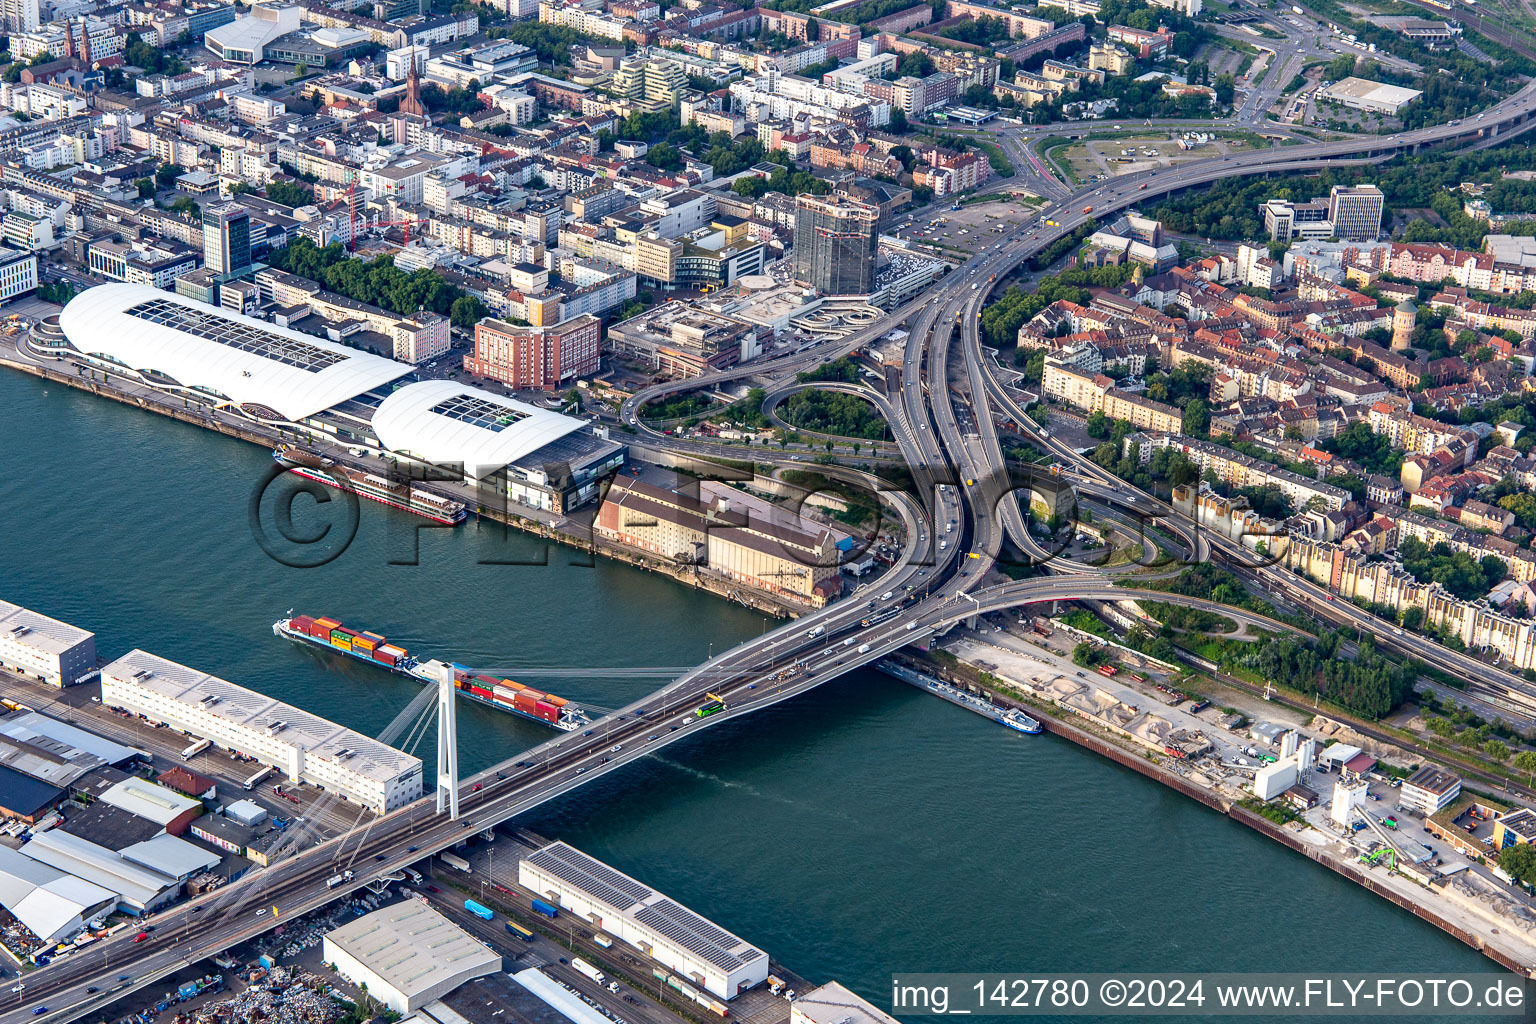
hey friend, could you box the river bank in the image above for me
[0,348,826,619]
[915,628,1536,978]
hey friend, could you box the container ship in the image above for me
[273,614,590,732]
[273,445,467,525]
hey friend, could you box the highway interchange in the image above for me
[18,69,1536,1024]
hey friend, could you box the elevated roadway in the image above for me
[23,73,1536,1024]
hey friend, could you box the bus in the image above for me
[506,920,535,942]
[242,766,274,790]
[696,694,726,719]
[181,739,211,761]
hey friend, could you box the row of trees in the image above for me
[268,237,486,328]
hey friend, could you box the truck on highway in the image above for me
[327,875,343,889]
[440,852,471,873]
[572,958,606,985]
[805,625,825,639]
[464,899,494,921]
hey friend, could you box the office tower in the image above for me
[792,194,879,296]
[1327,185,1385,242]
[202,203,251,280]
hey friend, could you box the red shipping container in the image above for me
[378,644,407,660]
[470,685,493,698]
[373,650,397,666]
[291,614,315,631]
[535,701,559,721]
[520,687,546,703]
[307,620,330,638]
[513,693,538,712]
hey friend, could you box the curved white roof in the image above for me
[59,283,413,422]
[372,380,585,478]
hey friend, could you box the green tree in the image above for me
[1514,750,1536,786]
[1182,398,1209,438]
[1500,842,1536,886]
[1484,739,1511,762]
[888,108,908,134]
[154,163,183,189]
[450,295,485,330]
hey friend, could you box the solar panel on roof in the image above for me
[430,393,531,432]
[547,844,652,902]
[124,298,347,373]
[526,846,650,909]
[633,900,744,972]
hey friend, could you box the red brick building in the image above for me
[465,315,601,391]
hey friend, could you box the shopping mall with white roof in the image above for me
[59,283,626,514]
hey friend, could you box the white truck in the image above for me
[441,852,471,873]
[326,870,355,889]
[571,958,606,985]
[805,625,825,638]
[858,643,871,654]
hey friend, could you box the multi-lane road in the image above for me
[21,69,1536,1024]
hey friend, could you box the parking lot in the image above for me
[890,197,1047,256]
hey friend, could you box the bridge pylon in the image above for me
[436,674,460,819]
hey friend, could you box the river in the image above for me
[0,368,1496,1021]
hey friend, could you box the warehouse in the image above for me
[519,841,769,999]
[58,283,414,424]
[0,846,115,944]
[100,649,423,814]
[370,380,627,513]
[793,983,901,1024]
[0,764,64,823]
[18,830,180,914]
[323,901,502,1014]
[0,711,144,776]
[0,600,97,687]
[98,776,204,836]
[1317,76,1422,115]
[118,834,221,883]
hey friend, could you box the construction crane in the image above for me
[344,180,423,252]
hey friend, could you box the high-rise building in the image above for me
[0,0,39,34]
[202,203,251,280]
[1327,185,1385,242]
[465,315,601,391]
[792,194,879,296]
[1262,184,1383,243]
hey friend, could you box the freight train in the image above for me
[274,613,591,731]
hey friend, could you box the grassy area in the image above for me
[1060,608,1112,638]
[1039,136,1080,185]
[973,138,1015,178]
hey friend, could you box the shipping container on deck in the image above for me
[314,617,341,635]
[513,693,538,713]
[354,632,385,652]
[470,685,493,698]
[375,644,406,664]
[493,686,519,705]
[451,663,471,682]
[499,678,525,694]
[545,695,568,708]
[290,615,316,635]
[535,700,559,722]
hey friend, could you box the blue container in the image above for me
[531,898,559,918]
[464,899,494,921]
